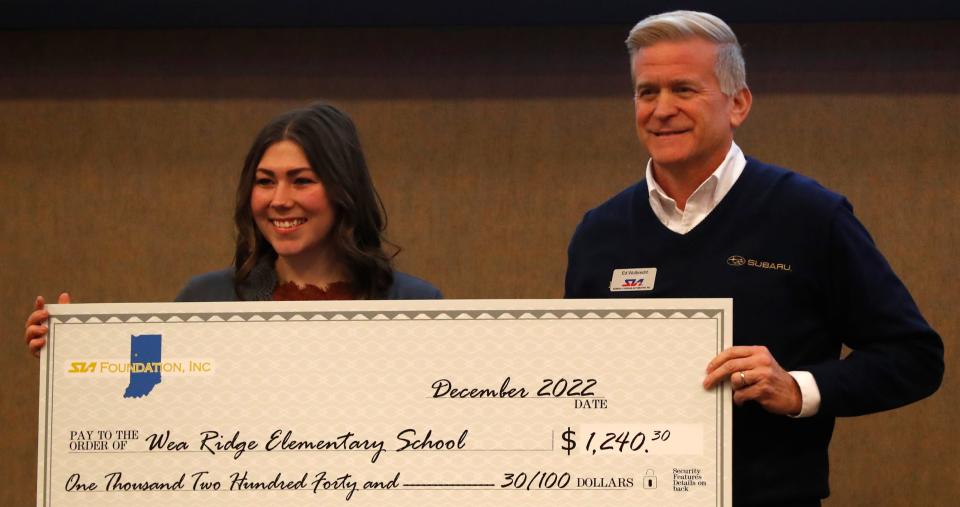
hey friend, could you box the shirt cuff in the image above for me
[787,371,821,418]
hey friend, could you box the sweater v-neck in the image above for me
[633,158,767,241]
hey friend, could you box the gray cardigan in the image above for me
[175,260,442,301]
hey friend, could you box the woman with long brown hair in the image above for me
[26,102,439,355]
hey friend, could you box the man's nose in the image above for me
[651,93,679,119]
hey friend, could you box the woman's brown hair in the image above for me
[233,102,394,299]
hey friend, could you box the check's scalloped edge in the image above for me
[51,309,723,324]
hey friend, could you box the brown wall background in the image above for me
[2,21,957,506]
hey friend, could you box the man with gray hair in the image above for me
[564,10,943,506]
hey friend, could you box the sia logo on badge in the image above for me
[609,268,657,292]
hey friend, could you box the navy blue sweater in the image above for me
[565,158,943,505]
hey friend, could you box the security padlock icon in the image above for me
[643,469,657,489]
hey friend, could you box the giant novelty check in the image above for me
[38,299,732,506]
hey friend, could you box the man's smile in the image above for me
[651,128,692,137]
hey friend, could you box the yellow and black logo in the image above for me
[67,361,97,373]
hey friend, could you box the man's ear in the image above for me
[730,86,753,129]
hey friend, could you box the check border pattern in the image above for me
[50,309,723,324]
[43,305,728,507]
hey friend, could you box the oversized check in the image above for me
[39,299,731,506]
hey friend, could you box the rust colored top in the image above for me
[272,281,355,301]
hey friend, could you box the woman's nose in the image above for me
[270,183,294,208]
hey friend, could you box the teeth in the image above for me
[272,218,306,228]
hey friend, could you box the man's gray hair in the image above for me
[626,10,747,96]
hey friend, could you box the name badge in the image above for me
[609,267,656,292]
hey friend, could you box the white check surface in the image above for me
[39,299,731,506]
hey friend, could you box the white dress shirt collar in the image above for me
[645,141,746,234]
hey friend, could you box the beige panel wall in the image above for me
[1,22,957,506]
